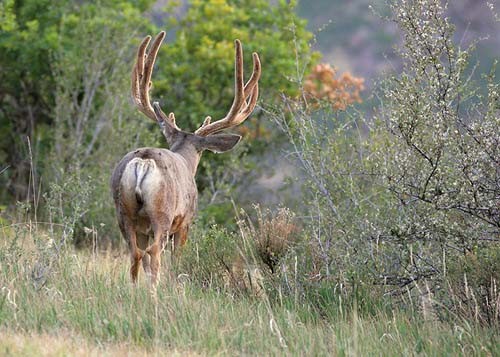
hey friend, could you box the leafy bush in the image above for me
[0,0,320,241]
[177,224,239,290]
[373,0,499,292]
[0,0,155,203]
[156,0,318,133]
[274,0,499,325]
[177,206,298,297]
[46,4,158,246]
[0,0,157,245]
[304,63,365,110]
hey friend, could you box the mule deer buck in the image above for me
[111,32,261,285]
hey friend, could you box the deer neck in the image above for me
[172,145,201,176]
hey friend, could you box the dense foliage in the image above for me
[156,0,317,133]
[0,0,155,202]
[273,0,499,325]
[0,0,317,241]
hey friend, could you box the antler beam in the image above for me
[195,40,261,137]
[131,33,261,135]
[131,31,168,122]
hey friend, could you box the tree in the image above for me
[377,0,499,276]
[0,0,155,204]
[372,1,499,322]
[303,63,365,110]
[150,0,319,221]
[155,0,318,134]
[0,0,65,201]
[0,0,320,241]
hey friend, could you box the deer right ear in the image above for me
[199,134,242,153]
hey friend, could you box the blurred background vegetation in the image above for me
[0,0,499,332]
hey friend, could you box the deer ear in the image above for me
[200,134,242,153]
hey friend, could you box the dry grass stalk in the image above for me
[243,206,299,274]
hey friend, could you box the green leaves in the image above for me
[0,0,17,33]
[155,0,317,132]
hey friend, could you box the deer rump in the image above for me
[112,148,197,240]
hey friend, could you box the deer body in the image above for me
[112,31,261,285]
[112,147,198,282]
[113,148,198,237]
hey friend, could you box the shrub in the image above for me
[239,206,298,274]
[0,0,155,204]
[303,63,365,110]
[156,0,318,133]
[273,0,499,325]
[373,0,499,293]
[177,206,299,297]
[176,224,239,290]
[45,5,158,246]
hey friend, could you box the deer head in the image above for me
[111,32,261,285]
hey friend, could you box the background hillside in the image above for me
[298,0,500,86]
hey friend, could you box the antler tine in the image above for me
[131,31,167,122]
[132,35,152,119]
[243,52,261,97]
[238,53,261,119]
[142,31,165,95]
[223,39,245,124]
[196,40,261,136]
[239,81,259,119]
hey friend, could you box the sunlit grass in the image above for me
[1,224,498,356]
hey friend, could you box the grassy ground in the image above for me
[1,225,498,356]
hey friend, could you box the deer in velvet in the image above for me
[111,32,261,285]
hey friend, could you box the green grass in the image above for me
[1,225,498,356]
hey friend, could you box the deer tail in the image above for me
[133,159,155,204]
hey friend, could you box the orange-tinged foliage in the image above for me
[304,63,365,110]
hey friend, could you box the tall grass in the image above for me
[1,222,498,356]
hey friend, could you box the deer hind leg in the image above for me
[137,233,151,278]
[173,226,189,261]
[147,225,169,286]
[127,227,145,284]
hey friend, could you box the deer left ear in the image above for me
[199,134,242,153]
